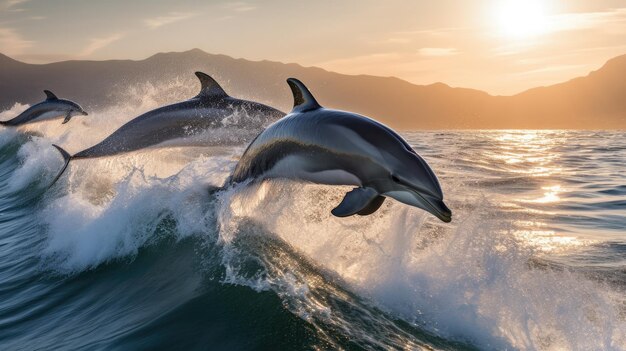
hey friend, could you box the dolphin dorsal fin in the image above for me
[195,72,228,99]
[44,90,58,100]
[286,78,321,112]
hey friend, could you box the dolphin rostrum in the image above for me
[229,78,452,222]
[0,90,88,126]
[49,72,285,187]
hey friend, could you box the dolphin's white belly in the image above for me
[34,110,64,122]
[266,155,362,186]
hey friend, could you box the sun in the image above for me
[494,0,550,39]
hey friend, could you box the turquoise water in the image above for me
[0,105,625,351]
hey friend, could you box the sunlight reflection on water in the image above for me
[406,130,625,262]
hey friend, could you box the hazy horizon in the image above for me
[1,0,625,95]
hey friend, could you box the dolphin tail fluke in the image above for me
[49,144,72,189]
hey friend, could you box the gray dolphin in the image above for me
[229,78,451,222]
[0,90,88,126]
[49,72,285,187]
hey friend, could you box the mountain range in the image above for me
[0,49,624,129]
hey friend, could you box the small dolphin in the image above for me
[0,90,88,126]
[229,78,451,222]
[50,72,285,187]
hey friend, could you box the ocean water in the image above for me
[0,97,625,350]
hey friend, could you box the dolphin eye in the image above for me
[391,175,400,183]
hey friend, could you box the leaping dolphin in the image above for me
[229,78,452,222]
[49,72,285,187]
[0,90,88,126]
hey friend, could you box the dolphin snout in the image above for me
[384,189,452,222]
[420,194,452,223]
[432,197,452,223]
[81,111,89,116]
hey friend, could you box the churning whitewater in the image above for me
[0,84,625,350]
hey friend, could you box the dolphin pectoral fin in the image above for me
[357,195,385,216]
[62,113,72,124]
[331,187,381,217]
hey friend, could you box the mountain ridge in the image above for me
[0,49,624,129]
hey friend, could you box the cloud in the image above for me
[396,27,467,36]
[315,52,428,79]
[79,33,124,57]
[514,64,589,76]
[0,27,33,56]
[223,2,257,12]
[385,37,411,44]
[548,7,626,33]
[418,47,460,57]
[144,12,196,29]
[1,0,28,11]
[318,52,403,66]
[492,8,626,56]
[492,41,539,56]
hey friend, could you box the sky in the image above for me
[0,0,625,95]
